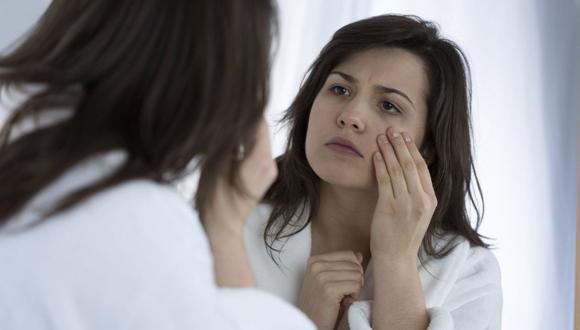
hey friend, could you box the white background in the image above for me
[1,1,579,329]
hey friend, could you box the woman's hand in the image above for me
[370,127,433,330]
[297,251,364,330]
[370,126,437,262]
[226,117,279,222]
[204,117,278,232]
[203,118,278,287]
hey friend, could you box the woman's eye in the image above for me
[330,86,350,96]
[380,101,400,114]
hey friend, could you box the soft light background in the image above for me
[1,1,579,329]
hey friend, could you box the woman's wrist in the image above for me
[204,214,245,243]
[203,213,255,287]
[372,255,428,330]
[372,255,418,288]
[371,250,417,267]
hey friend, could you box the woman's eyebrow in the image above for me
[374,85,415,108]
[330,70,358,83]
[330,70,415,108]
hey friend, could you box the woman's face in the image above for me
[305,47,429,190]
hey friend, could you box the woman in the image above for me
[0,1,314,329]
[244,15,502,330]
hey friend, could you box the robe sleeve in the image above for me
[346,246,502,330]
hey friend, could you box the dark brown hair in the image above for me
[0,0,276,227]
[264,14,489,260]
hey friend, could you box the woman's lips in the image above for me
[326,143,362,157]
[325,137,363,157]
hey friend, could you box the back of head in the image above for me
[0,0,277,226]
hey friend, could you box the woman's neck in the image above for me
[310,182,377,262]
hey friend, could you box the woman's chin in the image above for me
[314,169,371,190]
[308,156,375,189]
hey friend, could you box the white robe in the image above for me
[0,150,315,330]
[244,203,503,329]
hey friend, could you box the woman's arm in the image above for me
[372,256,428,330]
[204,215,256,287]
[347,243,502,330]
[202,118,276,287]
[296,251,364,330]
[369,128,437,329]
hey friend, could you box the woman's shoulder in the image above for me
[420,233,501,286]
[0,176,211,294]
[72,178,208,253]
[84,179,196,221]
[1,154,210,271]
[9,149,200,236]
[0,177,218,329]
[3,176,207,255]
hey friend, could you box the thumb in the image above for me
[355,252,363,264]
[341,295,355,309]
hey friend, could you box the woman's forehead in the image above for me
[335,48,425,83]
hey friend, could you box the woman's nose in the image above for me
[337,106,365,132]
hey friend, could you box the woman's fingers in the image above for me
[404,133,436,198]
[239,117,277,199]
[309,250,362,265]
[325,280,363,300]
[306,252,365,288]
[316,270,365,283]
[302,254,366,308]
[373,148,394,201]
[298,252,366,330]
[377,133,407,197]
[385,128,423,196]
[309,260,363,274]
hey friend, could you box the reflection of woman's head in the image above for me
[265,14,488,259]
[0,0,276,226]
[305,47,429,190]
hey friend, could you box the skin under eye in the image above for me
[380,100,401,114]
[330,85,351,97]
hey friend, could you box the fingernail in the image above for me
[379,135,388,144]
[403,132,412,143]
[390,128,400,138]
